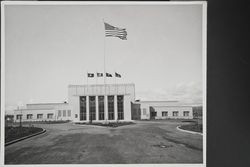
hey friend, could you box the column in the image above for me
[104,95,108,121]
[86,96,89,122]
[114,95,118,121]
[96,96,99,121]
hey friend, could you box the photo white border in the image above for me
[1,1,207,167]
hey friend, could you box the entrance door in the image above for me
[149,107,157,119]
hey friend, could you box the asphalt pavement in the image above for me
[5,120,203,164]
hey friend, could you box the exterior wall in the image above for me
[153,106,193,119]
[135,101,193,120]
[68,84,135,123]
[140,103,150,120]
[13,109,56,122]
[68,95,80,122]
[131,103,141,120]
[54,104,73,121]
[13,103,73,122]
[123,95,132,121]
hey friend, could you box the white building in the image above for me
[132,101,193,120]
[13,83,194,123]
[13,83,135,123]
[68,83,135,122]
[13,103,72,122]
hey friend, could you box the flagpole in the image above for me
[86,70,89,96]
[87,70,89,86]
[103,19,107,123]
[114,70,117,95]
[103,19,106,86]
[103,19,107,86]
[96,70,98,85]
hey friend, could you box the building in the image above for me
[68,83,135,122]
[13,102,73,122]
[13,83,194,123]
[132,101,193,120]
[13,83,135,123]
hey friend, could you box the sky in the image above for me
[4,4,204,111]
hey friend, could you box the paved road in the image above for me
[5,120,203,164]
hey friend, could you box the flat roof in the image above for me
[136,100,179,103]
[133,101,179,104]
[14,108,54,111]
[27,102,68,105]
[68,83,135,87]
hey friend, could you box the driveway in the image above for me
[5,120,203,164]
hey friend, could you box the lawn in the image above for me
[179,123,203,133]
[11,120,70,126]
[5,126,43,143]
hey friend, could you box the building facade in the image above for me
[13,83,194,122]
[13,103,72,122]
[13,83,135,123]
[68,83,135,122]
[132,101,193,120]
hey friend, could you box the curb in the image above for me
[5,128,46,146]
[73,123,108,129]
[176,126,203,135]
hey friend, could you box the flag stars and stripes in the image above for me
[104,22,127,40]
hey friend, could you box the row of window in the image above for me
[142,109,190,117]
[58,110,71,117]
[16,113,54,120]
[16,110,72,120]
[162,111,190,117]
[79,95,124,121]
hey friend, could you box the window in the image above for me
[89,96,96,121]
[27,114,33,119]
[108,96,114,120]
[183,111,189,116]
[58,110,62,117]
[117,95,124,120]
[47,113,53,119]
[143,108,147,115]
[16,114,22,120]
[80,96,86,120]
[162,111,168,117]
[63,110,66,117]
[67,110,71,117]
[37,114,43,119]
[75,114,78,118]
[173,111,178,117]
[98,96,104,120]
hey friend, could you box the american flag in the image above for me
[104,22,127,40]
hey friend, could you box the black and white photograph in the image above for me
[1,1,207,166]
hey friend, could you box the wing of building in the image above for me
[13,83,196,123]
[132,101,193,120]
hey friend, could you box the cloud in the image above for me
[136,81,203,104]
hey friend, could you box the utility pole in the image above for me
[19,109,22,128]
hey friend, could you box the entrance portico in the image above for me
[68,83,135,123]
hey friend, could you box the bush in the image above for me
[75,122,135,128]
